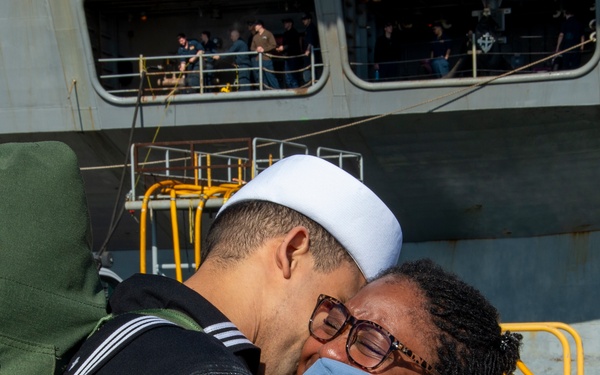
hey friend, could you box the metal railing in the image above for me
[251,137,309,178]
[128,138,253,202]
[98,47,322,95]
[350,34,594,82]
[125,138,364,283]
[501,322,585,375]
[317,147,363,181]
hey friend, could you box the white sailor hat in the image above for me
[219,155,402,280]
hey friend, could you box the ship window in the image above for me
[83,0,318,97]
[342,0,596,82]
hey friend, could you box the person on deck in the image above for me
[276,18,302,88]
[176,33,204,92]
[301,13,321,84]
[201,30,218,89]
[429,22,451,78]
[555,8,585,70]
[213,30,252,91]
[251,20,280,89]
[374,22,402,81]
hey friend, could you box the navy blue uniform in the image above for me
[559,16,585,70]
[66,274,260,375]
[228,39,252,90]
[178,39,204,90]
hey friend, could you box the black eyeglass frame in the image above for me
[308,294,441,375]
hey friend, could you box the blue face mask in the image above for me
[303,358,369,375]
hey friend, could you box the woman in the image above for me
[298,259,522,375]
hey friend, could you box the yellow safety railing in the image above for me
[138,154,245,282]
[131,140,252,281]
[140,182,243,282]
[501,322,584,375]
[515,360,534,375]
[140,179,179,275]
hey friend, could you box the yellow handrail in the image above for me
[169,188,183,282]
[207,154,212,187]
[501,322,584,375]
[140,180,179,274]
[139,181,243,281]
[548,322,585,375]
[516,360,534,375]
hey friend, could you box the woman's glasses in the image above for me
[308,294,440,375]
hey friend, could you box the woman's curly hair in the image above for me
[379,259,522,375]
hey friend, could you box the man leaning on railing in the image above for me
[176,33,204,93]
[213,30,252,91]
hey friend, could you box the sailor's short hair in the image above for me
[219,154,402,280]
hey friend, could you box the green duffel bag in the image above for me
[0,142,107,375]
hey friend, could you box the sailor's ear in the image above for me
[275,226,310,279]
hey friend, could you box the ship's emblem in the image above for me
[477,32,495,53]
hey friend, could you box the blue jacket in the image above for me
[178,39,204,70]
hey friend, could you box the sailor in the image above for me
[301,12,321,83]
[430,22,451,78]
[176,32,204,92]
[251,20,280,89]
[66,155,402,375]
[555,7,585,70]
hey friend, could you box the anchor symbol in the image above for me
[477,32,496,53]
